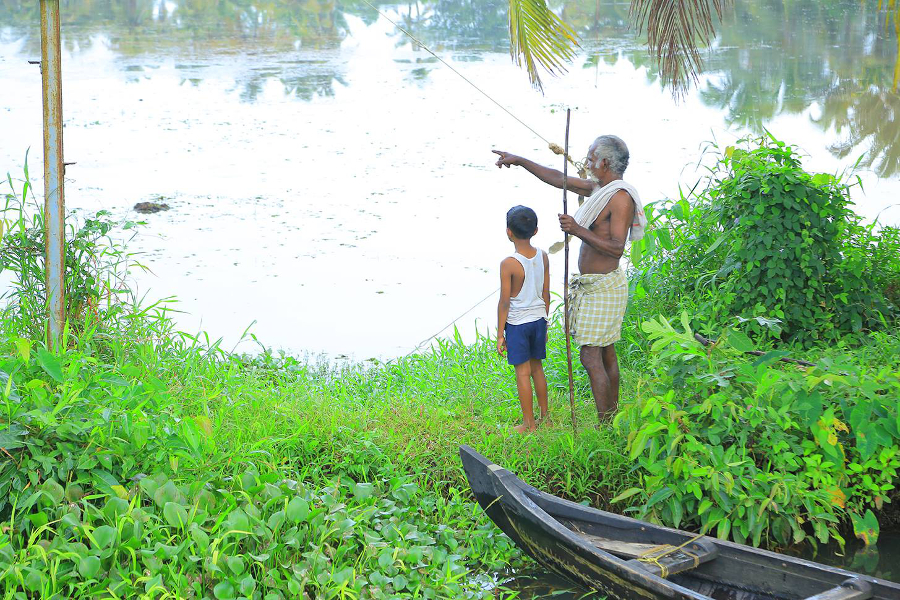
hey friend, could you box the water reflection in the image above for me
[791,531,900,584]
[2,0,355,100]
[494,569,602,599]
[3,0,897,172]
[562,0,900,175]
[691,0,899,175]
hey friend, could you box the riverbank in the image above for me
[2,135,900,597]
[1,295,898,597]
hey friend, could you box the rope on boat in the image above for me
[636,533,706,578]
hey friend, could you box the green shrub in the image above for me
[630,135,899,345]
[0,333,521,598]
[613,313,900,549]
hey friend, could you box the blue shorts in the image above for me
[504,318,547,365]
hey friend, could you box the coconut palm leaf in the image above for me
[508,0,580,92]
[630,0,728,95]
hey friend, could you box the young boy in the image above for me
[497,205,551,434]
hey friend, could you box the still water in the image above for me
[1,0,899,361]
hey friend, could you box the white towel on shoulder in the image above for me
[573,180,647,242]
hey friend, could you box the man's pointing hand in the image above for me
[492,150,519,168]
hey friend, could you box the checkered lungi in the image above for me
[567,268,629,347]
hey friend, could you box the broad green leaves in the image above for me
[850,509,880,546]
[163,501,188,529]
[77,555,101,579]
[37,348,64,383]
[623,314,900,550]
[0,462,491,598]
[286,496,309,522]
[726,329,753,353]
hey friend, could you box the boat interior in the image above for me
[529,490,884,600]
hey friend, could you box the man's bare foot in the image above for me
[513,424,534,434]
[596,411,615,425]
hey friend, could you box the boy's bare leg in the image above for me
[529,358,550,424]
[513,361,536,433]
[579,345,614,422]
[601,344,620,416]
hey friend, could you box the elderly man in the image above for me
[493,136,646,421]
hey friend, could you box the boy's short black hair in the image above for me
[507,205,538,239]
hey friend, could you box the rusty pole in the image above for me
[40,0,66,344]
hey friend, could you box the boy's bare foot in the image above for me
[513,424,533,434]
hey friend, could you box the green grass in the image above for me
[2,254,897,598]
[0,280,629,599]
[2,170,612,598]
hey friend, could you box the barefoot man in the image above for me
[493,136,646,421]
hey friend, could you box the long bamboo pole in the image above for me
[40,0,66,345]
[562,109,577,432]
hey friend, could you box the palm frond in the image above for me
[630,0,728,96]
[509,0,580,92]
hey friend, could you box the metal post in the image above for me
[40,0,65,344]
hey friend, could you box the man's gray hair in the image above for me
[588,135,629,175]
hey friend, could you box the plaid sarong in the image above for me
[567,269,628,347]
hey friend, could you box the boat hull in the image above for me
[460,445,900,600]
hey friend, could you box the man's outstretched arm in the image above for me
[493,150,595,196]
[559,191,635,259]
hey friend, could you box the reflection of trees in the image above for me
[553,0,900,176]
[1,0,349,45]
[818,85,900,177]
[415,0,507,50]
[558,0,630,42]
[695,0,900,174]
[4,0,900,170]
[0,0,352,101]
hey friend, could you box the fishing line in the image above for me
[404,286,499,357]
[359,1,580,356]
[359,0,554,146]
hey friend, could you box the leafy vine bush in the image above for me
[630,135,900,345]
[613,314,900,549]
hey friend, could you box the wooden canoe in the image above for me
[459,445,900,600]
